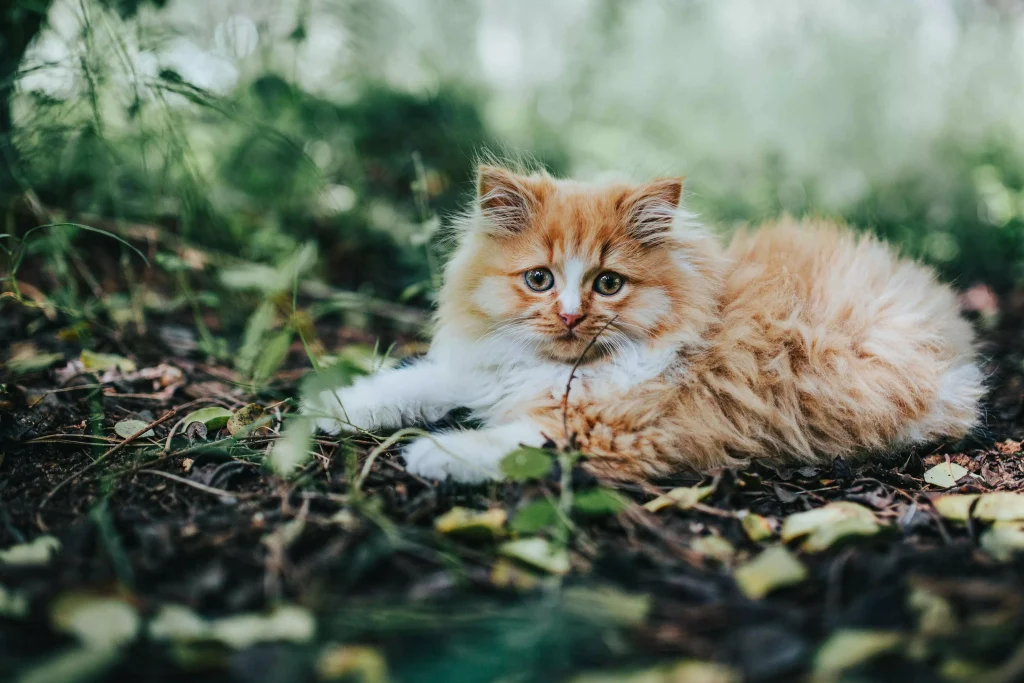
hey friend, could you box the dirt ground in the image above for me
[1,291,1023,683]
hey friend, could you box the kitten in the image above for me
[304,165,984,482]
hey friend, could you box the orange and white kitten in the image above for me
[306,166,984,482]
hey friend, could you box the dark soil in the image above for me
[1,292,1023,683]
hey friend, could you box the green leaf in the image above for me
[182,406,233,431]
[734,546,807,599]
[499,537,571,575]
[269,415,313,477]
[510,499,560,534]
[252,329,292,385]
[80,350,136,374]
[573,488,629,517]
[500,446,554,481]
[113,419,154,439]
[236,300,276,377]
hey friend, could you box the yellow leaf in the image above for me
[499,538,570,575]
[813,630,903,677]
[923,461,969,488]
[434,507,507,538]
[932,494,979,521]
[781,502,881,552]
[643,485,713,512]
[980,522,1024,562]
[740,512,776,542]
[734,546,807,599]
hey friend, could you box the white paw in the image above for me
[304,386,390,434]
[402,434,503,483]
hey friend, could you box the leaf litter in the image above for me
[1,291,1024,682]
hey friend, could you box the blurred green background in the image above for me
[4,0,1024,353]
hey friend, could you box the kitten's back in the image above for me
[708,217,982,459]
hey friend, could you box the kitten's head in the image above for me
[438,165,724,363]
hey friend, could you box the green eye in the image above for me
[594,271,624,296]
[524,267,554,292]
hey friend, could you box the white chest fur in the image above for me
[429,334,680,424]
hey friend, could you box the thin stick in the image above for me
[136,469,256,500]
[561,316,618,446]
[36,398,218,530]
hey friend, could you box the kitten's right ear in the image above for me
[477,165,536,236]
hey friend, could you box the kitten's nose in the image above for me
[558,312,585,329]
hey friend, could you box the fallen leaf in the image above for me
[569,660,741,683]
[490,558,542,591]
[692,535,736,564]
[980,522,1024,562]
[923,461,969,488]
[643,485,714,512]
[933,492,1024,522]
[226,403,269,436]
[4,342,63,375]
[812,629,903,677]
[932,494,980,521]
[434,507,507,538]
[80,349,136,374]
[563,586,651,627]
[150,604,315,649]
[318,645,388,682]
[740,512,776,542]
[995,439,1021,455]
[181,406,233,431]
[113,419,155,439]
[781,502,882,552]
[499,538,571,575]
[734,546,808,599]
[51,593,139,649]
[973,491,1024,521]
[0,535,61,566]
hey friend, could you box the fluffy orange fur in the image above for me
[437,167,984,480]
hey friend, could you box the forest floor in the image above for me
[1,287,1023,683]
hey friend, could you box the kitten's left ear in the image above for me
[620,177,684,244]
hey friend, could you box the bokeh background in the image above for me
[4,0,1024,363]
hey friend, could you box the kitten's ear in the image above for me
[477,165,537,236]
[621,177,684,244]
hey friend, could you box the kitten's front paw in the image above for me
[402,434,502,483]
[304,385,390,435]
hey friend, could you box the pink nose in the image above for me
[558,312,585,329]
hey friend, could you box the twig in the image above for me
[36,398,219,530]
[135,469,256,500]
[561,316,618,446]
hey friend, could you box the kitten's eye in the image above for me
[523,267,554,292]
[594,271,624,296]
